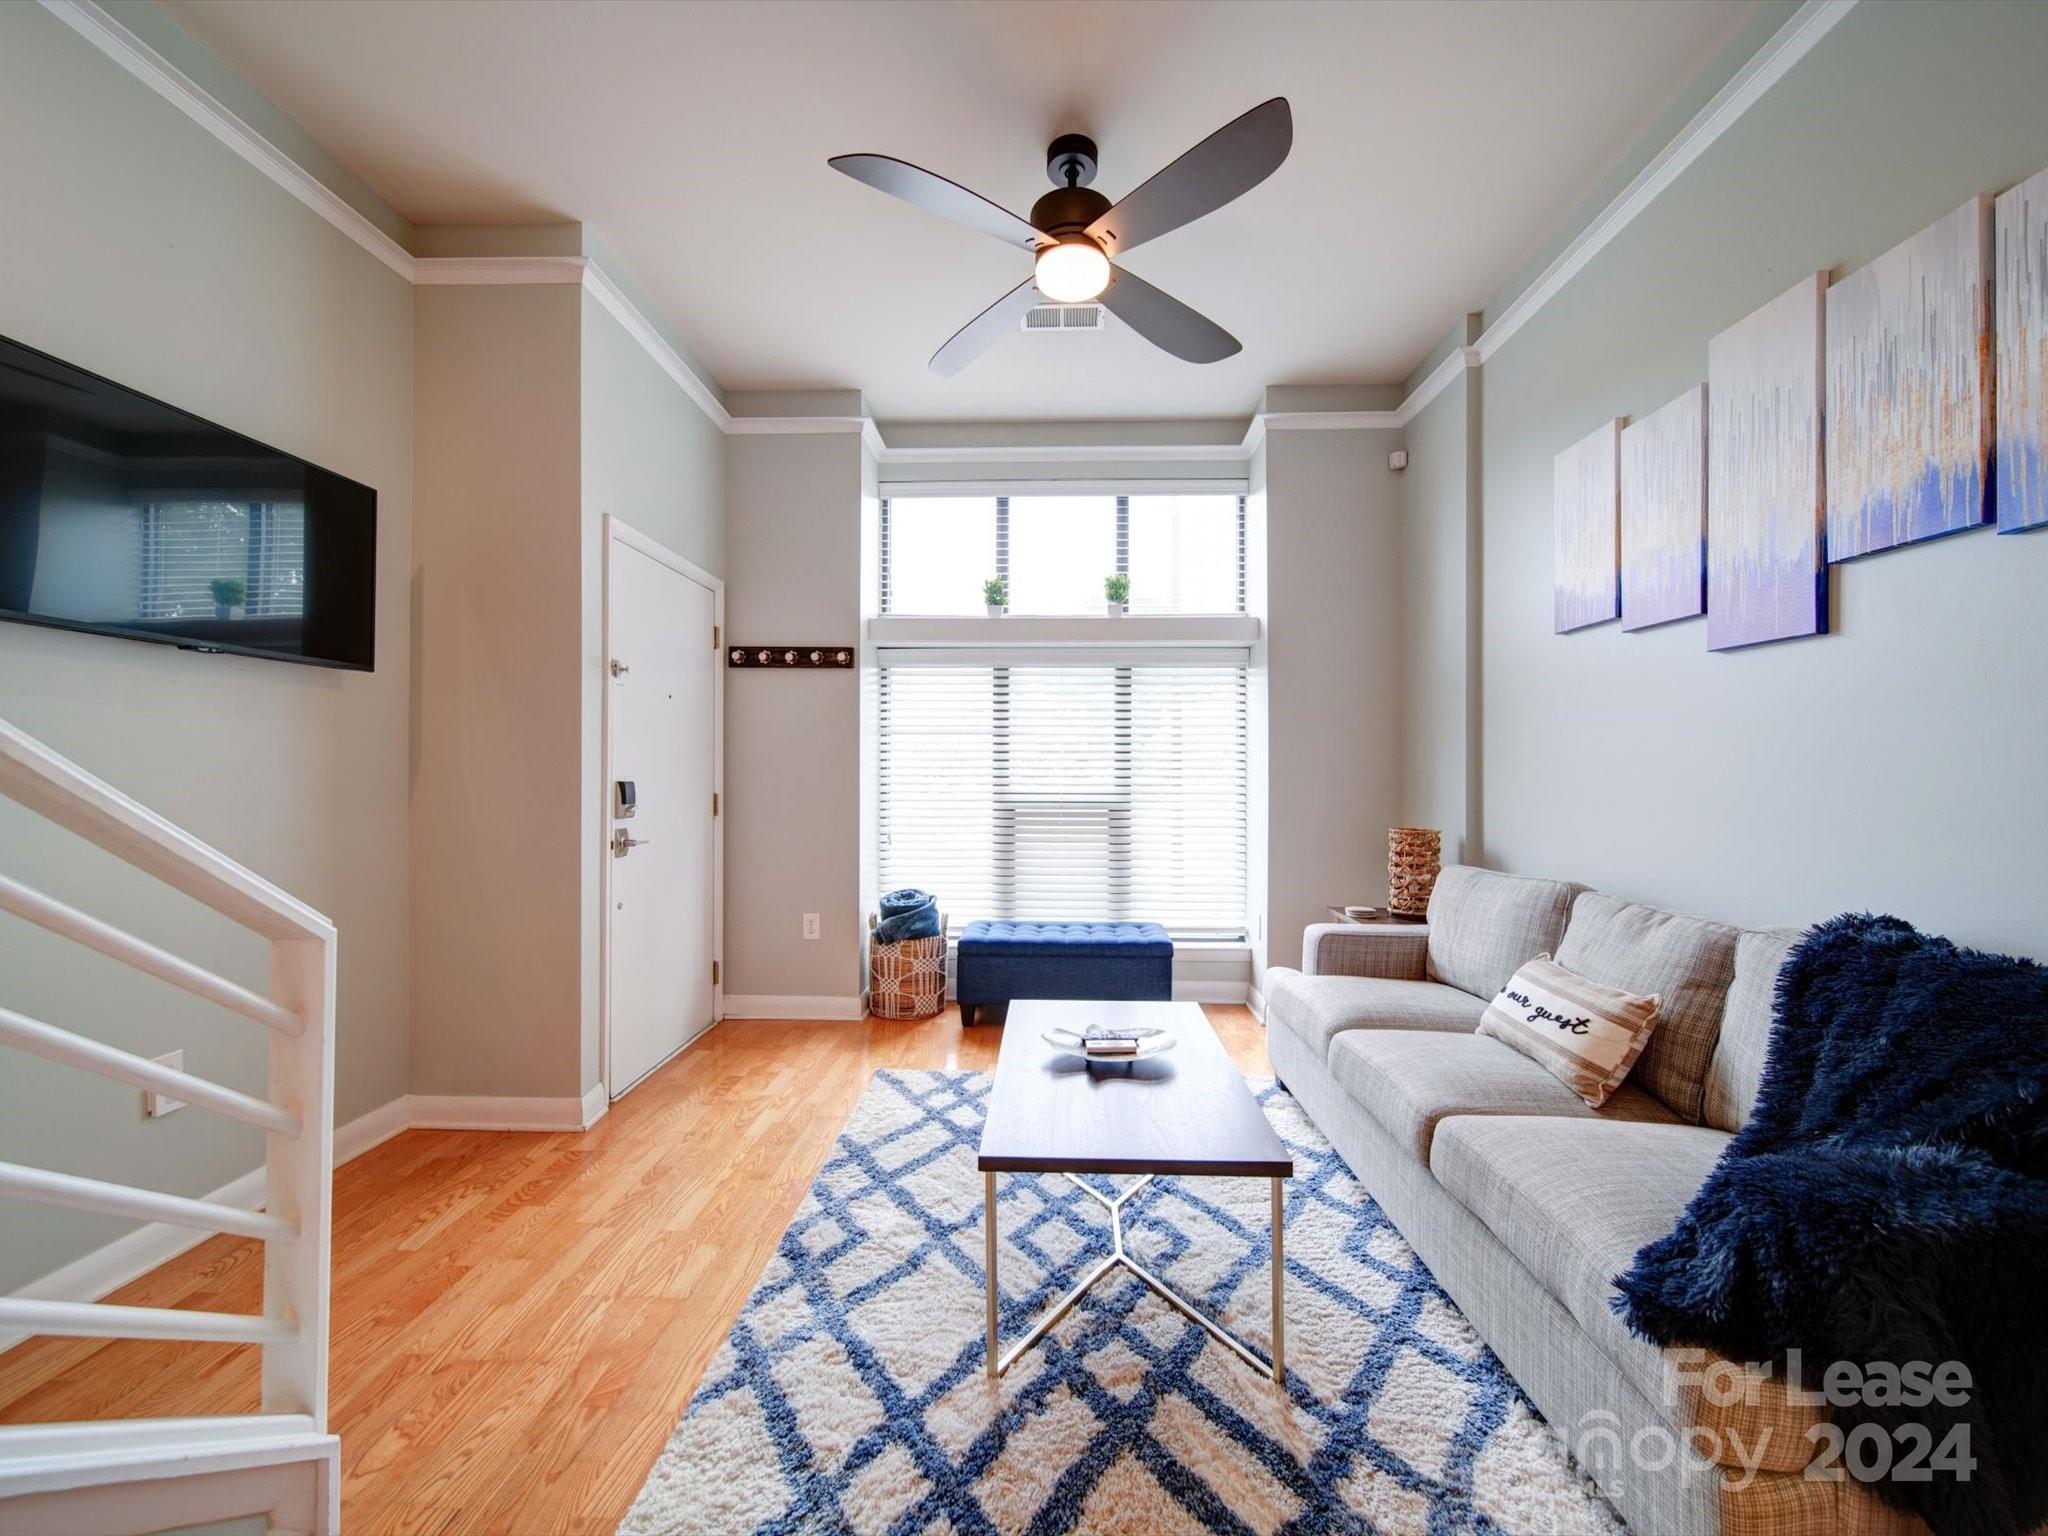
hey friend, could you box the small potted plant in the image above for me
[210,576,246,620]
[983,576,1008,617]
[1104,574,1130,616]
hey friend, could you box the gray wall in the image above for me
[1405,0,2048,954]
[723,432,866,1001]
[1257,427,1404,984]
[0,3,413,1287]
[578,292,726,1089]
[410,285,585,1100]
[1395,327,1481,862]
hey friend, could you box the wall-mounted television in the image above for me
[0,333,376,671]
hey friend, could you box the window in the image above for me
[875,496,992,616]
[879,490,1245,615]
[876,662,1248,939]
[874,485,1251,941]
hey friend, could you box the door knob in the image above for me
[611,829,651,857]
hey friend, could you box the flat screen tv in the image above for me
[0,333,376,670]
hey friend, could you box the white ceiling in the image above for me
[162,0,1757,422]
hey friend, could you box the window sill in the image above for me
[869,614,1259,649]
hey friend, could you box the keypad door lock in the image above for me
[614,780,637,819]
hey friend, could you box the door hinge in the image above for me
[712,624,720,649]
[712,791,719,816]
[711,960,721,985]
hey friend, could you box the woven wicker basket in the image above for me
[1387,827,1442,919]
[869,913,948,1021]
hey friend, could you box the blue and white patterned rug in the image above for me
[621,1070,1620,1535]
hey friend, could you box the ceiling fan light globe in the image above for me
[1034,238,1111,304]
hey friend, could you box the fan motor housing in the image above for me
[1030,185,1111,237]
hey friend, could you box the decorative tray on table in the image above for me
[1041,1025,1177,1062]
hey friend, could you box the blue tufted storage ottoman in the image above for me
[955,920,1174,1026]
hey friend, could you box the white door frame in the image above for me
[600,513,725,1101]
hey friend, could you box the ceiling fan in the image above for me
[829,97,1292,377]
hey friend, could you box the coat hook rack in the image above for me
[727,645,854,669]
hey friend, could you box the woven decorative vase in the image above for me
[1387,828,1442,919]
[869,923,947,1021]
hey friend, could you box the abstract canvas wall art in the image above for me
[1707,274,1827,651]
[1997,164,2048,533]
[1826,196,1993,559]
[1553,418,1621,633]
[1620,385,1706,630]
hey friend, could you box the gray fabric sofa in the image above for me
[1263,865,1923,1536]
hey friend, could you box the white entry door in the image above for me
[606,524,719,1098]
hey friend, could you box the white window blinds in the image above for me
[877,660,1248,939]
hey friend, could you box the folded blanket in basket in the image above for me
[874,888,940,944]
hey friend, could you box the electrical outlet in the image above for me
[146,1050,186,1117]
[802,912,821,941]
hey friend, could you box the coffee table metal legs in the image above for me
[1271,1175,1286,1380]
[983,1171,1287,1384]
[984,1171,999,1379]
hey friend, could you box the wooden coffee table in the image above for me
[978,999,1293,1382]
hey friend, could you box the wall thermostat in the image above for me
[1388,449,1409,471]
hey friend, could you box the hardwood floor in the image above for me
[0,1005,1269,1534]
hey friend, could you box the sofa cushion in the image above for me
[1702,925,1805,1133]
[1265,973,1484,1066]
[1423,865,1581,1002]
[1332,1030,1682,1164]
[1431,1114,1731,1413]
[1554,892,1739,1124]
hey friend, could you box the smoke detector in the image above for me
[1021,302,1106,333]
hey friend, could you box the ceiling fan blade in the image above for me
[1099,268,1241,364]
[1086,97,1292,259]
[930,278,1041,377]
[829,154,1047,252]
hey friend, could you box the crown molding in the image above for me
[1468,0,1857,370]
[868,437,1252,465]
[577,261,732,427]
[46,0,1859,445]
[40,0,415,280]
[1395,346,1481,425]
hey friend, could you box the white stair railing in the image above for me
[0,717,338,1536]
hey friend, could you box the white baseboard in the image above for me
[1247,983,1268,1023]
[720,994,869,1021]
[334,1093,412,1163]
[2,1082,618,1347]
[2,1093,410,1357]
[408,1094,590,1132]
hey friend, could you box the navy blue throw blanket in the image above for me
[873,888,940,944]
[1612,913,2048,1536]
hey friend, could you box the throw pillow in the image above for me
[1479,955,1661,1107]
